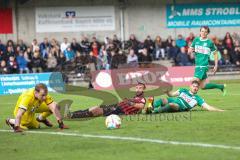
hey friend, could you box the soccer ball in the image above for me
[105,114,121,129]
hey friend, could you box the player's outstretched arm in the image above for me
[130,102,145,109]
[48,102,69,129]
[165,90,180,97]
[14,108,26,132]
[202,103,224,112]
[212,51,218,75]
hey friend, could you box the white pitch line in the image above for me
[0,129,240,150]
[0,102,15,105]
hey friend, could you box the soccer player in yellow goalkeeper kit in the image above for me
[6,83,68,132]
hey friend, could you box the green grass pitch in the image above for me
[0,80,240,160]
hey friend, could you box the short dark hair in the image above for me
[191,80,200,86]
[200,26,210,33]
[137,82,146,89]
[35,83,48,92]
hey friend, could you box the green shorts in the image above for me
[154,97,188,111]
[168,98,189,112]
[153,97,176,108]
[194,67,208,80]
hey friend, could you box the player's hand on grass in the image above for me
[14,126,23,133]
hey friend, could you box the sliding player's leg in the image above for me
[69,104,123,119]
[69,105,106,119]
[154,98,187,113]
[153,97,175,113]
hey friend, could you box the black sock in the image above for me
[72,109,93,118]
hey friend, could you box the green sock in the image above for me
[154,104,172,113]
[153,99,163,109]
[203,83,224,91]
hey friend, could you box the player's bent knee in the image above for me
[200,81,206,89]
[168,103,180,111]
[162,98,168,105]
[89,106,103,116]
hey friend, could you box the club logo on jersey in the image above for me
[203,43,207,47]
[179,92,197,108]
[195,45,210,54]
[31,105,39,112]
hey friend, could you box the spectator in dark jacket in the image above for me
[0,40,6,57]
[8,56,18,74]
[32,51,44,73]
[138,47,152,67]
[176,47,192,66]
[144,35,155,55]
[113,35,122,50]
[3,46,15,61]
[90,37,101,51]
[6,39,15,49]
[87,51,97,71]
[71,38,81,53]
[117,50,127,68]
[110,51,119,69]
[15,45,22,55]
[80,36,91,53]
[74,51,87,73]
[165,35,173,58]
[168,40,180,62]
[127,34,139,54]
[40,38,51,58]
[17,39,27,52]
[57,52,66,70]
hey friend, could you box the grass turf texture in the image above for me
[0,80,240,160]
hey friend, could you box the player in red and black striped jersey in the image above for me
[67,83,146,119]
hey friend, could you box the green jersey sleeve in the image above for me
[178,88,186,94]
[195,95,205,107]
[209,40,217,52]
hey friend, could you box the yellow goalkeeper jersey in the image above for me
[14,88,53,118]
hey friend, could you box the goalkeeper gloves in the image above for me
[14,126,23,133]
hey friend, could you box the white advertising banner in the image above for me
[35,6,115,32]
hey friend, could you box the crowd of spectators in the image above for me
[0,32,240,75]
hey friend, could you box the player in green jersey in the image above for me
[188,26,226,95]
[148,80,224,113]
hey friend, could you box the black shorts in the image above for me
[100,104,124,116]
